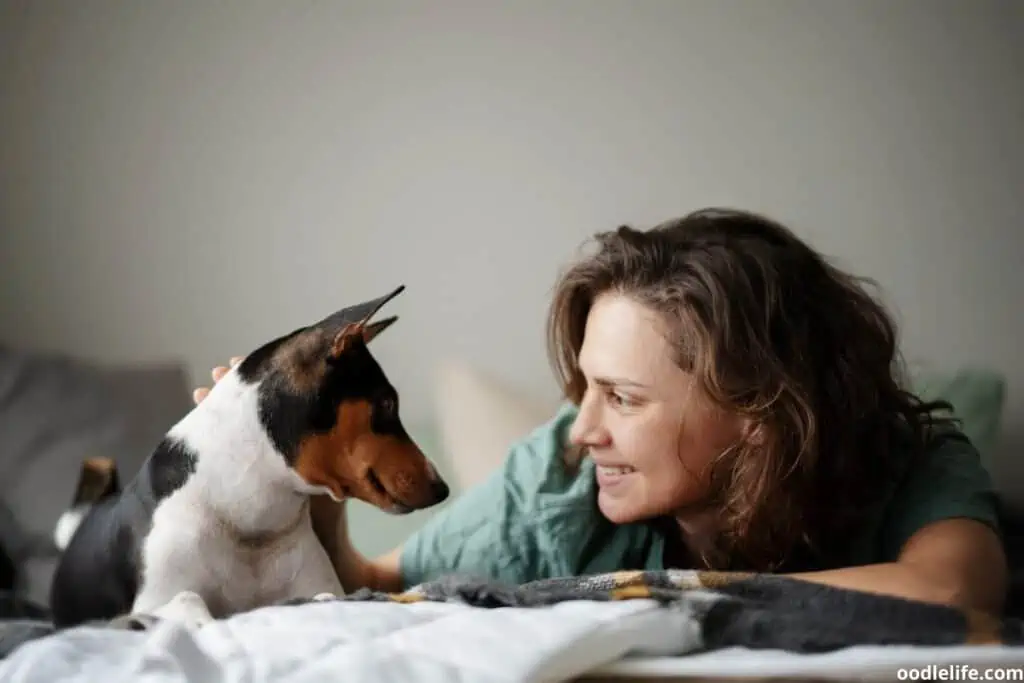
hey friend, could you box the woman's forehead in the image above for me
[579,294,682,386]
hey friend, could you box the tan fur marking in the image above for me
[73,456,120,504]
[293,400,373,501]
[293,400,440,512]
[84,456,115,471]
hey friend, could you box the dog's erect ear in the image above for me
[328,315,398,359]
[319,285,405,333]
[330,323,363,359]
[362,315,397,344]
[322,285,405,359]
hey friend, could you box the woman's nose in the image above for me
[569,399,611,447]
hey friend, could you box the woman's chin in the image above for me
[597,491,645,525]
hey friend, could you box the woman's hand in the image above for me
[191,356,243,404]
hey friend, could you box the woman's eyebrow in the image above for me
[592,375,649,389]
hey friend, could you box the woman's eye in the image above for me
[608,391,634,407]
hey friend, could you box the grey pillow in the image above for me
[0,345,192,605]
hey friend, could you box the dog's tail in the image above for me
[53,457,121,552]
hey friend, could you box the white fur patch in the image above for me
[53,505,89,551]
[130,367,344,623]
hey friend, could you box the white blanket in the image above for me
[1,599,1022,682]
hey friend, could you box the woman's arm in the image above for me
[788,518,1008,614]
[793,421,1009,615]
[309,495,405,593]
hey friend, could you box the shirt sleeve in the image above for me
[879,425,1002,561]
[398,404,587,589]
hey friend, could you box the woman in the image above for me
[195,208,1008,614]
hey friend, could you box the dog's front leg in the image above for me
[130,535,218,630]
[131,583,215,631]
[127,510,221,629]
[149,591,216,628]
[289,531,345,603]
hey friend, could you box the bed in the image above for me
[2,568,1023,681]
[1,349,1022,681]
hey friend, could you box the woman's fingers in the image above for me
[194,356,243,405]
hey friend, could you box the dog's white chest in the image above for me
[134,485,341,619]
[199,524,310,612]
[124,371,344,624]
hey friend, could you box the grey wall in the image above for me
[2,0,1022,512]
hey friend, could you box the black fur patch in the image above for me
[257,383,317,465]
[146,437,198,501]
[258,341,406,464]
[236,330,299,384]
[49,495,143,629]
[0,541,13,593]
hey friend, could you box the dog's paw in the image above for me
[151,590,215,630]
[312,592,338,602]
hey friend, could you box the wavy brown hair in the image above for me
[546,208,957,571]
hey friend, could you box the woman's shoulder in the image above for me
[867,419,1001,562]
[887,418,993,491]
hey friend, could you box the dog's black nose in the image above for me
[431,478,449,503]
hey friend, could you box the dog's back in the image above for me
[50,458,143,627]
[50,496,137,626]
[50,438,200,627]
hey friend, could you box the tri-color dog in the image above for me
[49,285,448,629]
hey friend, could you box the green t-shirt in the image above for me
[399,403,1001,589]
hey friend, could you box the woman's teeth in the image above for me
[598,465,635,476]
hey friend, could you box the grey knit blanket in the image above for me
[2,569,1022,662]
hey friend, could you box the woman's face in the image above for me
[568,292,744,526]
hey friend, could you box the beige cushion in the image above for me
[433,359,556,491]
